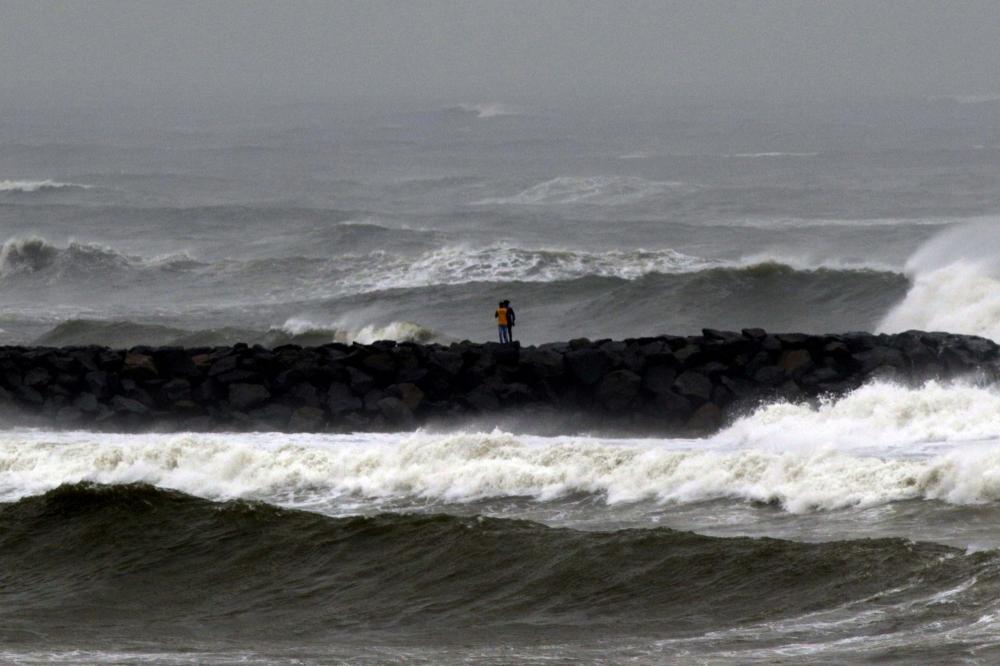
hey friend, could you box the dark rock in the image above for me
[377,396,414,425]
[248,404,292,429]
[642,364,677,395]
[16,386,44,406]
[347,367,375,394]
[152,349,199,377]
[214,369,262,385]
[363,389,386,413]
[466,384,500,411]
[702,328,741,342]
[287,382,321,408]
[687,403,722,431]
[753,365,787,386]
[520,349,565,378]
[565,349,610,385]
[327,383,362,415]
[23,367,52,388]
[854,347,908,374]
[228,383,271,410]
[596,369,642,410]
[56,406,84,424]
[653,390,691,419]
[289,406,325,431]
[161,378,192,402]
[362,352,396,378]
[392,383,425,412]
[123,352,158,380]
[428,350,464,376]
[778,349,813,376]
[673,371,713,402]
[674,345,704,369]
[110,395,150,415]
[73,392,100,413]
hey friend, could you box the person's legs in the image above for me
[507,325,514,342]
[498,325,509,343]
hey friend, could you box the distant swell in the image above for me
[0,482,989,647]
[475,176,691,205]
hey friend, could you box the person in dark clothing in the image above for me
[503,299,516,342]
[495,301,510,343]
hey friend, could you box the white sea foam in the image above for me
[361,245,716,289]
[278,317,438,344]
[351,246,896,292]
[475,176,689,205]
[450,102,521,118]
[0,179,87,193]
[3,381,1000,513]
[880,219,1000,340]
[727,152,819,158]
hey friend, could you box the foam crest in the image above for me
[476,176,688,205]
[0,179,87,193]
[278,318,438,344]
[449,102,522,118]
[360,245,715,289]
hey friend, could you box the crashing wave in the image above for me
[880,219,1000,340]
[475,176,690,206]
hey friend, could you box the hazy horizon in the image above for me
[4,1,1000,111]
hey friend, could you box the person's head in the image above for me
[498,301,504,308]
[502,299,510,306]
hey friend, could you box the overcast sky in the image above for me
[3,1,1000,109]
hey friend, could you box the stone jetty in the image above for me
[0,329,996,433]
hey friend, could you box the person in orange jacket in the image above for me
[503,299,516,341]
[495,301,510,343]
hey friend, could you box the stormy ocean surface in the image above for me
[6,98,1000,664]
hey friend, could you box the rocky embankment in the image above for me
[0,329,996,433]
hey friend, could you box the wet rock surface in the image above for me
[0,329,996,434]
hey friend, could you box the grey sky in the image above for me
[3,1,1000,109]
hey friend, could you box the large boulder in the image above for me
[596,370,641,411]
[327,383,362,415]
[289,406,325,431]
[673,371,713,402]
[228,383,271,411]
[565,349,610,385]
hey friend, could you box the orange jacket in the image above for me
[495,307,509,326]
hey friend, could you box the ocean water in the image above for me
[4,98,1000,663]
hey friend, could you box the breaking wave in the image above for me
[0,236,197,279]
[4,380,1000,513]
[0,179,88,193]
[354,246,898,291]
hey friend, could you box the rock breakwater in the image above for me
[0,329,996,433]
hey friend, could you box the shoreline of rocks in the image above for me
[0,329,996,434]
